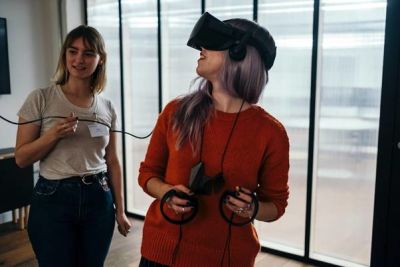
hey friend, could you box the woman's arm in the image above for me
[145,177,173,199]
[225,123,290,223]
[105,132,131,236]
[15,114,77,168]
[255,201,278,221]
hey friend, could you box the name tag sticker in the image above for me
[88,123,109,137]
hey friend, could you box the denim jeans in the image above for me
[28,175,115,267]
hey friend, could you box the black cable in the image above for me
[171,223,183,264]
[0,115,152,139]
[220,213,234,267]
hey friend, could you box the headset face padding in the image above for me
[187,12,277,70]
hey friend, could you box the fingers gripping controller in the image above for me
[160,189,198,225]
[219,190,259,226]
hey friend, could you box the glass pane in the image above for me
[257,0,314,254]
[87,1,121,113]
[161,1,201,102]
[87,1,123,168]
[312,0,386,266]
[121,0,159,215]
[206,0,253,20]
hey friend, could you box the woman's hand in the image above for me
[165,184,194,215]
[116,212,132,237]
[225,186,256,218]
[47,112,78,140]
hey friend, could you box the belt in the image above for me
[62,171,108,185]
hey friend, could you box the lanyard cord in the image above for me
[199,100,245,172]
[172,218,183,264]
[198,100,245,267]
[220,213,235,267]
[0,115,152,139]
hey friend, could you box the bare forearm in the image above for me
[146,177,173,200]
[15,115,77,168]
[255,201,278,222]
[15,132,59,167]
[108,162,125,214]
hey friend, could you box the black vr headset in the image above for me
[187,12,277,71]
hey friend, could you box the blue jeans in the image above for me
[28,175,115,267]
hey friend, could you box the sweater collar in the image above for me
[213,105,259,121]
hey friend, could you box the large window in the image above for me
[87,0,123,164]
[257,0,314,254]
[121,0,159,215]
[87,0,122,122]
[311,1,386,265]
[161,1,201,101]
[87,1,387,266]
[206,0,253,20]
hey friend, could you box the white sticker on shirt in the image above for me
[88,123,109,137]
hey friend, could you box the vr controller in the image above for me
[160,189,198,225]
[219,189,259,226]
[160,187,259,226]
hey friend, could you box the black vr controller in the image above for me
[160,187,259,226]
[219,190,259,226]
[160,189,199,225]
[160,161,259,225]
[159,162,211,225]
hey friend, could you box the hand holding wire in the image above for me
[51,112,78,139]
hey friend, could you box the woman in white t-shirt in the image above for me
[15,25,131,267]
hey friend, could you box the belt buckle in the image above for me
[81,174,93,185]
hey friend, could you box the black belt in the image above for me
[61,171,108,184]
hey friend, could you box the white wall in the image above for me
[0,0,61,148]
[0,0,84,222]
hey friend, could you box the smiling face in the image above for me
[196,48,225,83]
[65,37,101,81]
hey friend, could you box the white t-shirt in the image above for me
[18,84,117,180]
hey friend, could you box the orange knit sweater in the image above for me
[138,100,289,267]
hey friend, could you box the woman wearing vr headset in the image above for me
[15,25,131,267]
[139,12,289,267]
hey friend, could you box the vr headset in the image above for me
[187,12,276,71]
